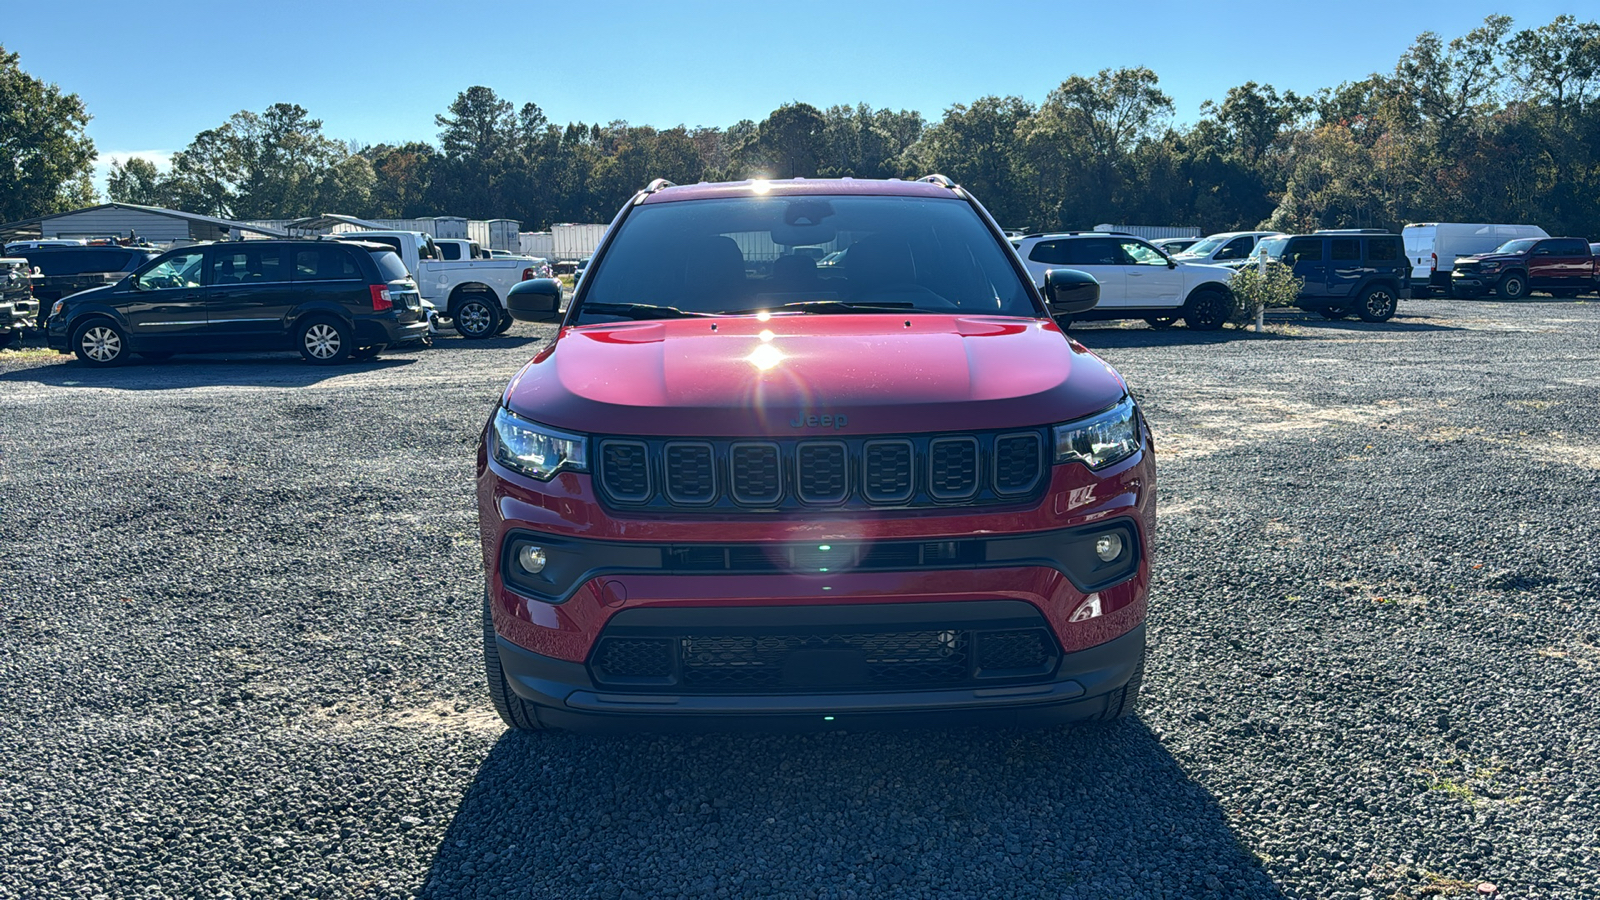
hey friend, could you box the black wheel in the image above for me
[72,318,130,367]
[493,315,513,335]
[453,294,500,339]
[138,352,174,361]
[1496,272,1527,300]
[1181,289,1230,331]
[1356,286,1397,322]
[1144,315,1178,330]
[296,317,353,365]
[1100,654,1145,720]
[351,344,386,361]
[483,591,546,731]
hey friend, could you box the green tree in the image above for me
[0,46,97,221]
[106,157,171,207]
[756,103,828,179]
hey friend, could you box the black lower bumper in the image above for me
[355,316,430,346]
[497,621,1146,733]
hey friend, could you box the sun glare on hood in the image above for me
[746,342,785,371]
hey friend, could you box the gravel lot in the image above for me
[1,297,1597,900]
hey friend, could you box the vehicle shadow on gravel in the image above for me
[0,353,416,390]
[418,721,1286,899]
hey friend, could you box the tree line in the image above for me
[6,13,1600,237]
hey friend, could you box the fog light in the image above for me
[516,544,547,575]
[1094,533,1124,562]
[1070,594,1103,622]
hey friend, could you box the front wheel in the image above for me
[1357,285,1397,322]
[297,317,353,365]
[1496,272,1527,300]
[1182,290,1230,331]
[483,592,547,732]
[453,295,500,339]
[72,319,130,367]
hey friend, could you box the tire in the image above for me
[138,352,174,361]
[483,591,546,731]
[72,318,130,367]
[1356,285,1398,322]
[1100,654,1145,720]
[1319,306,1350,320]
[1144,315,1178,330]
[453,294,500,339]
[1496,272,1527,300]
[493,314,513,335]
[1181,289,1230,331]
[296,317,353,365]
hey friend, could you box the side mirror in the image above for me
[1167,257,1178,268]
[1043,268,1099,315]
[506,278,563,323]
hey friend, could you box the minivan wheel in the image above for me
[1182,289,1230,331]
[483,591,547,732]
[297,317,352,365]
[454,295,500,339]
[72,319,129,367]
[1496,272,1527,300]
[1357,286,1397,322]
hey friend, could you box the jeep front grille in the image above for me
[594,430,1046,513]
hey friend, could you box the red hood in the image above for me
[501,314,1127,437]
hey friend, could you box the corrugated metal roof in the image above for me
[0,203,288,239]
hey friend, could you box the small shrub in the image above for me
[1228,261,1304,327]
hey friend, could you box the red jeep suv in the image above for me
[477,176,1154,732]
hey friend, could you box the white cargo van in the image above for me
[1403,223,1548,295]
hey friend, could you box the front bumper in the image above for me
[498,621,1145,732]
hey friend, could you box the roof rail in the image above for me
[917,174,956,188]
[642,178,678,193]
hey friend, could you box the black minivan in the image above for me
[46,239,430,366]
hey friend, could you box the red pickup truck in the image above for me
[1450,236,1596,299]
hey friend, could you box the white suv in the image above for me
[1011,232,1237,330]
[1172,230,1284,267]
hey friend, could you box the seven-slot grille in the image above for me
[594,430,1046,512]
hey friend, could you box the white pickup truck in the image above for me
[332,231,535,338]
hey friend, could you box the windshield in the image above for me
[575,195,1033,324]
[1493,239,1538,254]
[1175,236,1229,257]
[1250,237,1290,261]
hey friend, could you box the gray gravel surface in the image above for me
[1,298,1597,899]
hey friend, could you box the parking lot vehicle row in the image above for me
[44,239,431,366]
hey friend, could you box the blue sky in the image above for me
[2,0,1589,189]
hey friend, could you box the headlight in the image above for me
[50,300,65,317]
[1479,261,1501,271]
[1053,396,1142,470]
[491,407,588,480]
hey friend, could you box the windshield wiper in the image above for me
[577,302,717,321]
[725,300,921,316]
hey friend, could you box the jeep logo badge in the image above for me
[791,413,848,430]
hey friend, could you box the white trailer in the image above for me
[552,223,608,262]
[519,231,556,259]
